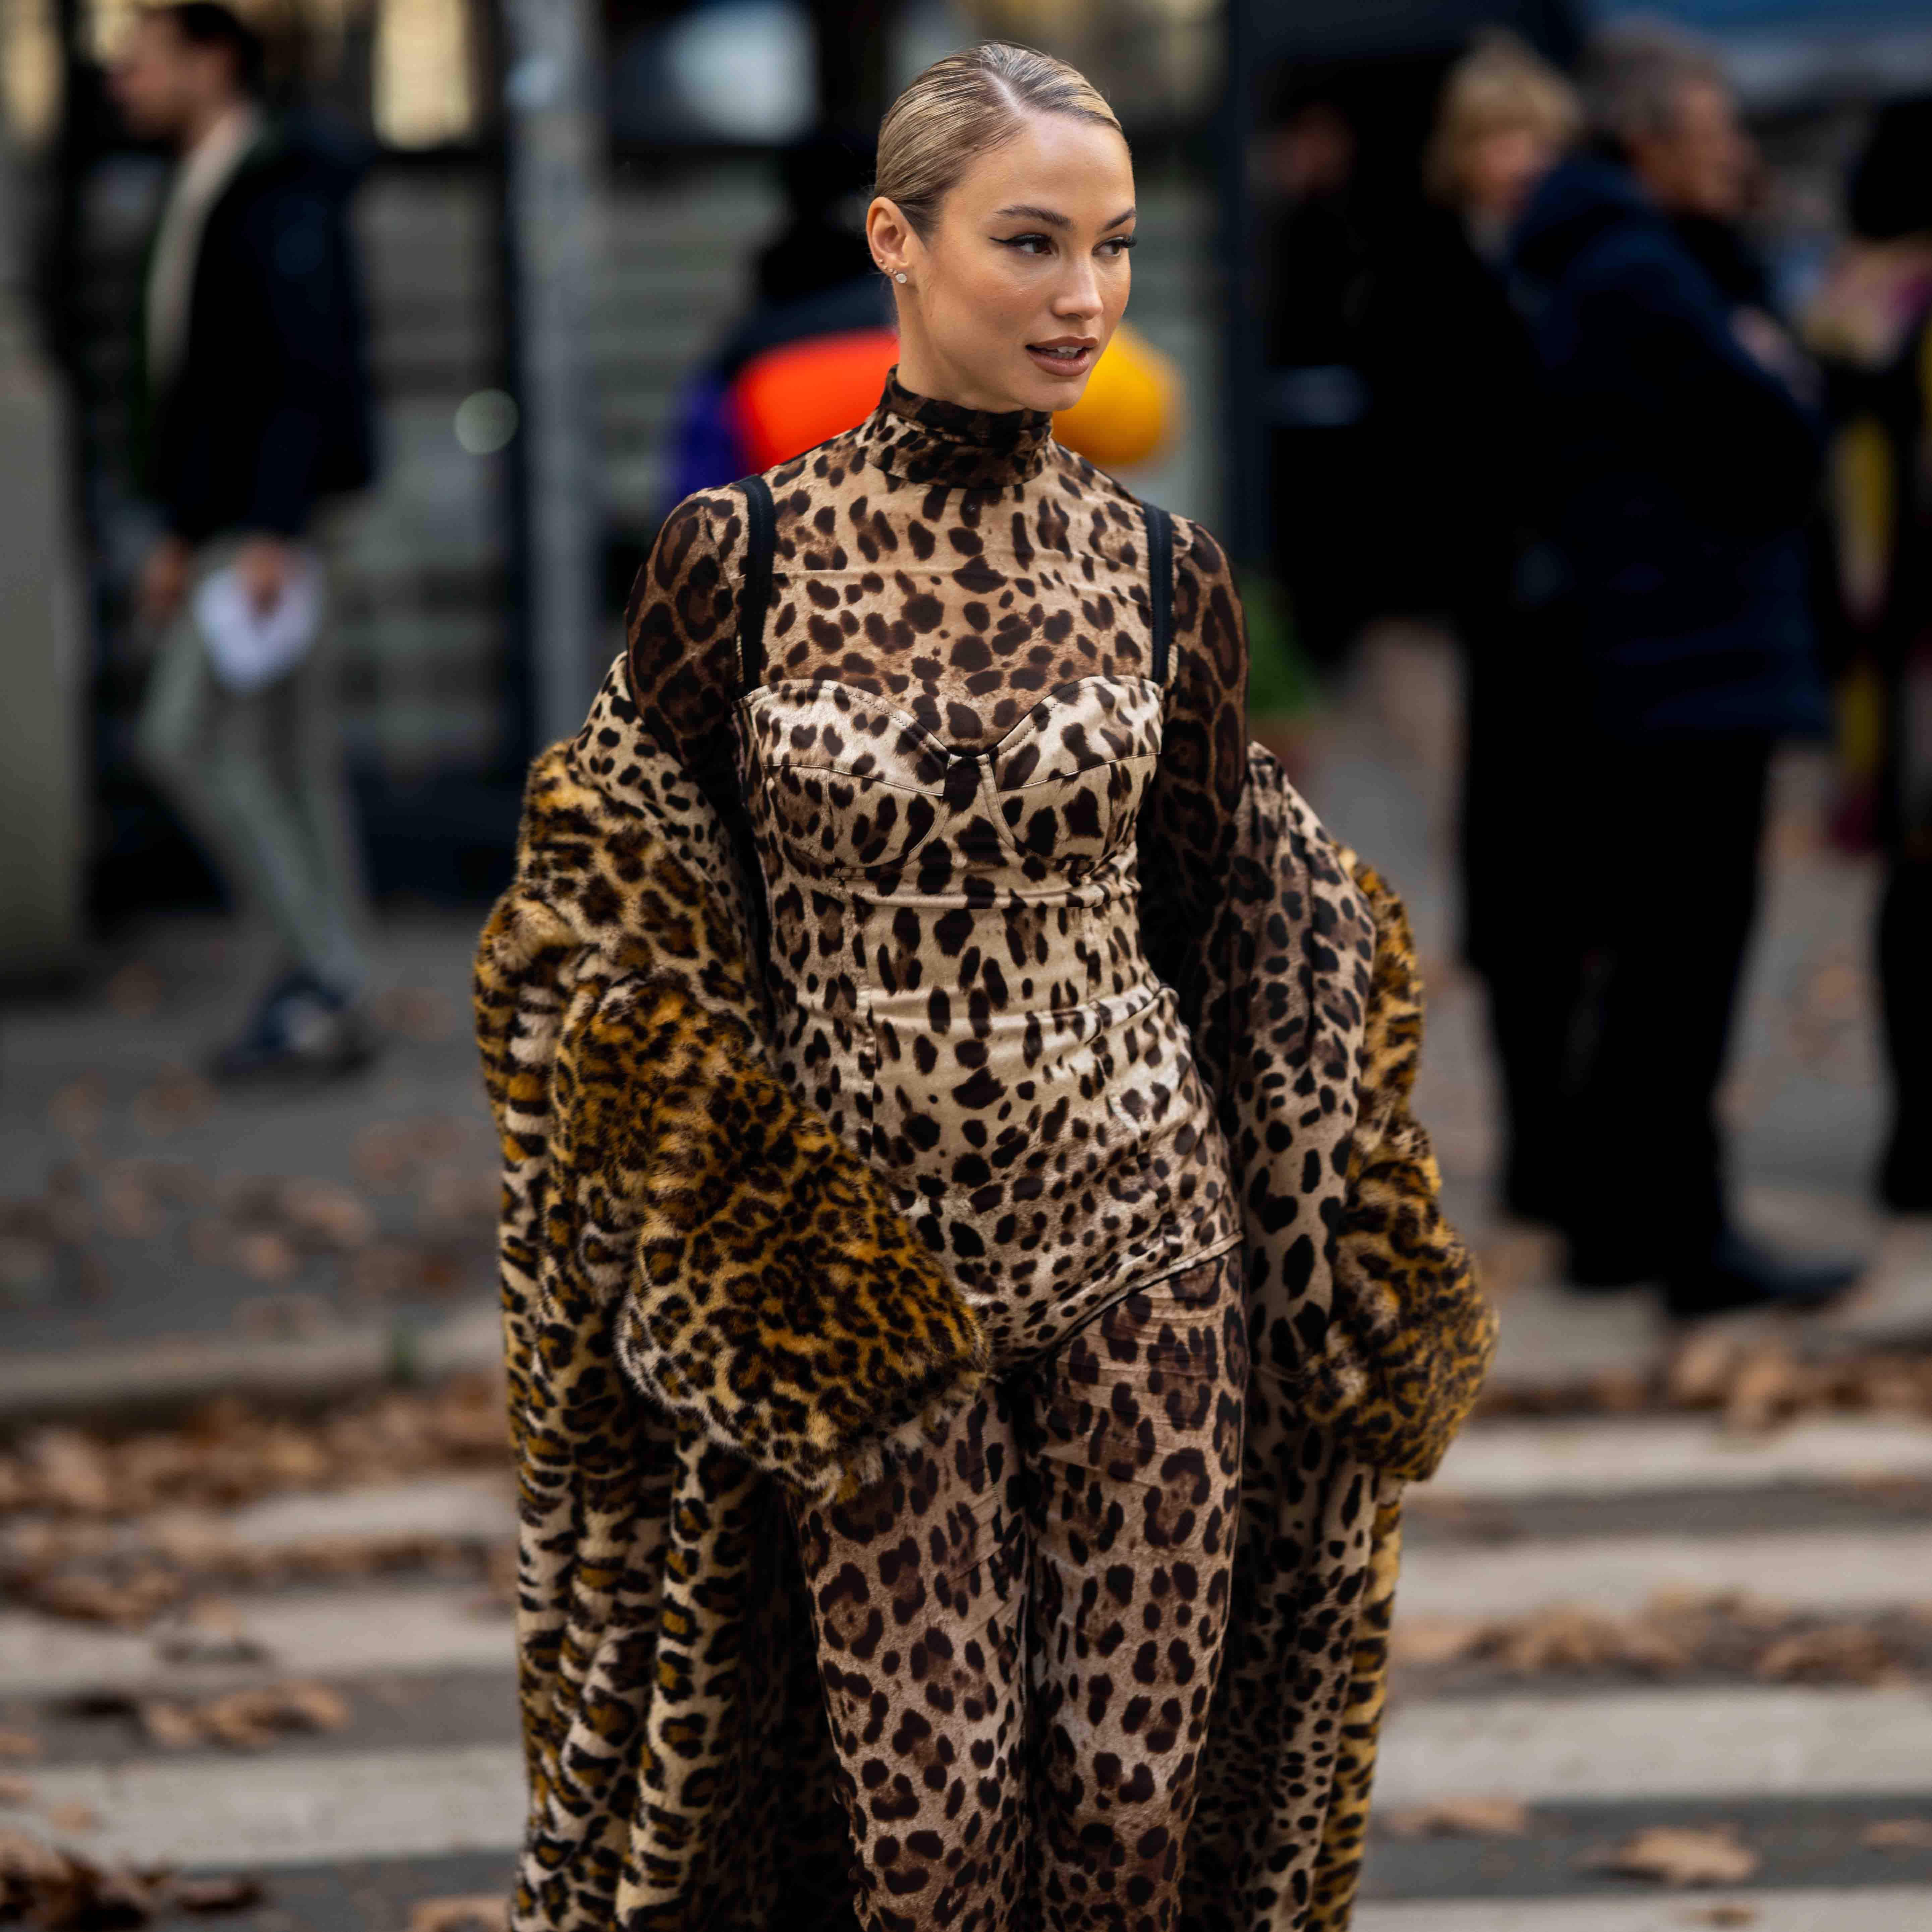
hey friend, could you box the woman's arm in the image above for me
[1137,513,1250,1009]
[622,486,750,815]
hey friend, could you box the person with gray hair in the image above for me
[1506,20,1859,1316]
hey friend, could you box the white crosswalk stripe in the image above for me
[1395,1523,1932,1621]
[0,1583,517,1699]
[1375,1685,1932,1806]
[24,1744,523,1868]
[1355,1890,1932,1931]
[1423,1413,1932,1501]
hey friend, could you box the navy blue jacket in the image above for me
[1511,158,1827,740]
[139,119,375,542]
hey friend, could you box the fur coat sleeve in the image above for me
[474,663,1494,1932]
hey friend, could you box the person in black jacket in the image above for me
[114,3,377,1079]
[1510,21,1857,1315]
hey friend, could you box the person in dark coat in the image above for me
[1805,96,1932,1211]
[1510,21,1857,1315]
[113,3,377,1079]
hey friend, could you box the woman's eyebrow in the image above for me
[993,204,1137,230]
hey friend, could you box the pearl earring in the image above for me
[895,271,907,284]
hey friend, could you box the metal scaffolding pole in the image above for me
[0,92,86,980]
[495,0,607,750]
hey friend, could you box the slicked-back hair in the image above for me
[873,42,1124,244]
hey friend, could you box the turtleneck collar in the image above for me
[857,366,1056,489]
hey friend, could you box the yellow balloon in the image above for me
[1053,323,1180,470]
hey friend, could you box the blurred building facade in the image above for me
[7,0,1932,920]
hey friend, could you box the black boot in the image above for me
[1661,1226,1860,1321]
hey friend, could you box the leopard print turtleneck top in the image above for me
[623,368,1252,1360]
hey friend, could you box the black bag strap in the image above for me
[1141,500,1173,690]
[735,472,778,692]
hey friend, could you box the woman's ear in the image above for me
[866,195,914,281]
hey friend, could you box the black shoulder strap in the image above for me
[1141,500,1173,689]
[735,473,777,692]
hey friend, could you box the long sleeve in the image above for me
[1136,512,1249,1034]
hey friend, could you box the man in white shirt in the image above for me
[113,4,378,1080]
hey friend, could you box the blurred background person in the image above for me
[1806,94,1932,1213]
[661,128,893,504]
[1510,19,1856,1316]
[1368,30,1579,1224]
[112,2,377,1082]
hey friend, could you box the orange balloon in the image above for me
[1053,324,1180,471]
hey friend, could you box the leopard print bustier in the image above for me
[627,367,1252,1361]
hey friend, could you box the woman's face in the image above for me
[1461,122,1559,223]
[870,112,1136,415]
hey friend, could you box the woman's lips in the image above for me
[1026,342,1096,378]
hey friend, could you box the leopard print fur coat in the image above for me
[475,652,1492,1929]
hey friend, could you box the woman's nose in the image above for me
[1053,261,1103,318]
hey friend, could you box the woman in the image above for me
[476,42,1492,1932]
[1370,32,1579,1224]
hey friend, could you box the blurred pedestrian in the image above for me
[1805,96,1932,1211]
[1371,32,1579,1220]
[113,3,377,1081]
[1510,21,1856,1314]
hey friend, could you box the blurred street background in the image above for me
[5,0,1932,1926]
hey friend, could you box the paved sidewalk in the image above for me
[0,911,504,1415]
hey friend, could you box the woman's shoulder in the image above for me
[1166,509,1236,584]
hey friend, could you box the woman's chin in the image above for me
[1009,361,1093,414]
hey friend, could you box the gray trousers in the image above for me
[135,542,370,1000]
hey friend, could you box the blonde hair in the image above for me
[1424,31,1581,207]
[873,42,1124,241]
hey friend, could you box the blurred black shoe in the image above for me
[1878,1117,1932,1213]
[1565,1243,1657,1290]
[1661,1227,1860,1322]
[209,973,378,1084]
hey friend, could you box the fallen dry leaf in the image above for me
[0,1731,42,1762]
[168,1874,265,1912]
[136,1701,204,1751]
[409,1894,508,1932]
[1724,1346,1806,1432]
[277,1180,375,1252]
[1863,1816,1932,1851]
[1679,1908,1759,1928]
[0,1819,259,1925]
[1583,1825,1760,1886]
[1754,1622,1903,1686]
[1380,1796,1530,1838]
[1389,1618,1486,1668]
[39,1801,101,1836]
[136,1683,351,1753]
[0,1776,35,1808]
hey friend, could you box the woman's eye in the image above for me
[1002,234,1052,255]
[1104,235,1137,257]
